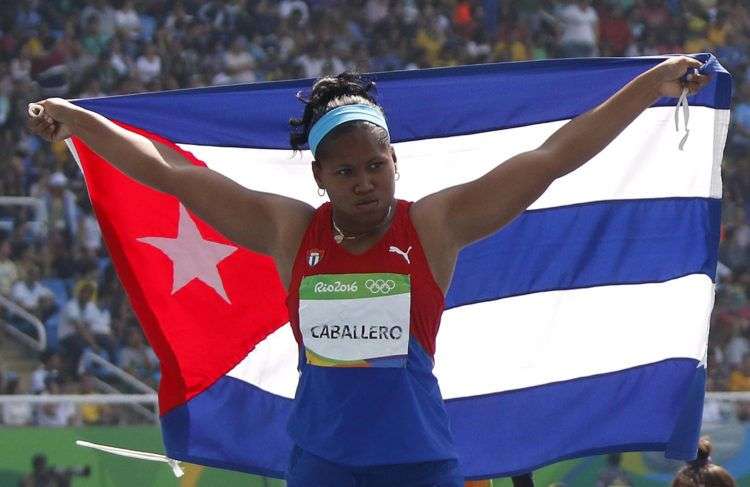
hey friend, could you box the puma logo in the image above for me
[388,245,412,264]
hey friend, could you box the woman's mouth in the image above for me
[355,199,379,210]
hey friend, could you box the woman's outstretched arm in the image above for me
[27,99,313,279]
[413,56,710,252]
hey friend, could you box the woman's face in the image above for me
[79,285,94,302]
[312,125,396,223]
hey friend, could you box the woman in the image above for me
[28,57,708,486]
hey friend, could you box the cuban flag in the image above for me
[67,54,730,479]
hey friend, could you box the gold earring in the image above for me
[318,188,326,197]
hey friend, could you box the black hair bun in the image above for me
[290,72,382,152]
[306,72,377,108]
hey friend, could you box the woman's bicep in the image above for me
[167,164,314,258]
[417,150,557,249]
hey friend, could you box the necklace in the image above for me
[332,204,393,244]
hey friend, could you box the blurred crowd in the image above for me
[0,0,748,426]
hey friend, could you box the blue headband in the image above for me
[308,103,389,157]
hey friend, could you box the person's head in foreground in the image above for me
[290,71,396,237]
[672,437,736,487]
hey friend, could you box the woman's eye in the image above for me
[336,168,351,176]
[369,162,382,170]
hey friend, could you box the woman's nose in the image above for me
[354,174,374,193]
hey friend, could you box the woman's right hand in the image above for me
[27,98,78,142]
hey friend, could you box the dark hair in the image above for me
[289,72,389,156]
[39,350,57,364]
[672,438,736,487]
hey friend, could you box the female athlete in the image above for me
[28,56,708,487]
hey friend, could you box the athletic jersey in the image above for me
[285,199,457,466]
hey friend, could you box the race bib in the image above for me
[299,273,411,368]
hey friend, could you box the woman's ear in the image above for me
[311,160,323,189]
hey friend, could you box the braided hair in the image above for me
[672,438,736,487]
[289,72,389,157]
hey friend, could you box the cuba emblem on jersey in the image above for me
[307,249,324,267]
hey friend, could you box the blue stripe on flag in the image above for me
[160,359,702,479]
[161,377,293,479]
[666,365,706,460]
[74,54,730,149]
[446,197,721,308]
[448,359,703,479]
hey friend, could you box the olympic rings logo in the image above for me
[364,279,396,294]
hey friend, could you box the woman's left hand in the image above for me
[652,56,711,98]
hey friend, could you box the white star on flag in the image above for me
[137,203,237,303]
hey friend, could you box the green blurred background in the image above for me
[2,424,750,486]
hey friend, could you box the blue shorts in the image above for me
[285,445,464,487]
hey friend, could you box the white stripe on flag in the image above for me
[435,273,713,399]
[179,106,727,209]
[224,274,713,401]
[226,324,298,399]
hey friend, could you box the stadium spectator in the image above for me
[730,82,750,154]
[118,327,159,388]
[707,12,729,47]
[296,42,328,79]
[365,0,389,25]
[135,43,161,85]
[76,198,102,257]
[596,453,633,487]
[634,0,672,33]
[725,325,750,368]
[512,474,535,487]
[3,150,27,198]
[728,353,750,391]
[707,337,732,392]
[0,235,18,296]
[81,16,110,59]
[30,350,61,394]
[31,34,69,98]
[20,452,93,486]
[10,44,33,84]
[58,280,115,376]
[79,78,106,100]
[164,2,194,31]
[78,372,114,425]
[452,0,477,39]
[223,35,256,84]
[465,476,535,487]
[51,221,99,282]
[20,453,56,487]
[10,262,56,321]
[41,171,79,243]
[80,0,118,40]
[727,352,750,420]
[114,0,141,41]
[714,29,748,74]
[1,371,32,426]
[36,375,79,427]
[107,37,131,80]
[0,76,10,128]
[279,0,310,26]
[598,5,633,56]
[555,0,599,57]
